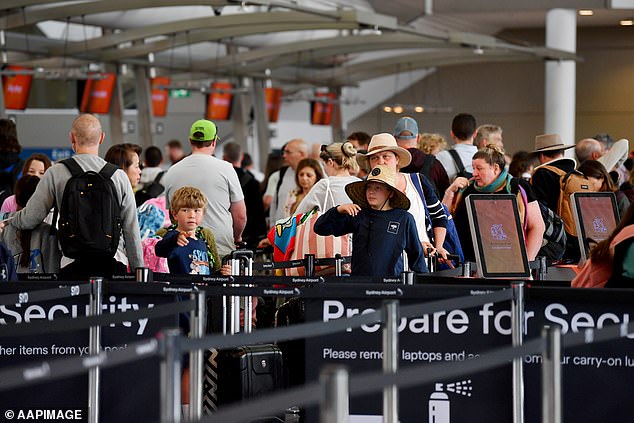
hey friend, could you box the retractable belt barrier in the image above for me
[1,277,634,423]
[0,283,91,307]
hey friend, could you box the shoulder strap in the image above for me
[99,162,118,179]
[410,173,427,207]
[447,149,466,175]
[322,177,334,211]
[61,158,84,177]
[154,171,165,184]
[275,166,289,197]
[420,154,435,177]
[541,164,566,178]
[506,178,528,232]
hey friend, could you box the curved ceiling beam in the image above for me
[98,21,359,61]
[307,51,538,86]
[48,11,336,56]
[0,0,229,30]
[195,32,447,71]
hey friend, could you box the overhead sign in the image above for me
[206,81,233,121]
[79,73,116,114]
[150,76,170,117]
[2,65,33,110]
[265,87,283,123]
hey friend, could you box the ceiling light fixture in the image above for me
[381,104,452,114]
[578,10,594,16]
[620,18,634,25]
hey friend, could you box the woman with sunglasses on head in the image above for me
[293,142,361,215]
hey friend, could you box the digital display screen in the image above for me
[573,193,619,262]
[467,194,530,278]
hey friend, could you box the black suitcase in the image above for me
[205,250,285,412]
[216,344,284,404]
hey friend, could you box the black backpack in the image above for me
[57,158,122,259]
[135,171,165,205]
[447,149,473,179]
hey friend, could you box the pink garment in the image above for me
[0,195,17,213]
[143,196,171,227]
[571,225,634,288]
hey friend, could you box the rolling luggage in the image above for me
[206,250,284,411]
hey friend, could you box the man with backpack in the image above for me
[531,133,593,261]
[436,113,478,181]
[393,116,449,196]
[4,114,143,279]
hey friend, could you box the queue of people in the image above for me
[0,113,632,290]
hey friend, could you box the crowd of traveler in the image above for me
[0,112,632,289]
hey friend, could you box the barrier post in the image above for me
[160,328,182,423]
[135,266,151,282]
[511,282,525,423]
[243,253,253,334]
[382,300,399,423]
[541,326,562,423]
[538,256,547,281]
[401,271,414,285]
[319,366,349,423]
[230,258,240,334]
[88,277,103,423]
[334,253,342,277]
[304,254,316,277]
[462,261,472,277]
[189,291,206,421]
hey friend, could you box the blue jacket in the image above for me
[314,207,427,277]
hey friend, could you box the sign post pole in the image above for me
[88,277,103,423]
[383,300,399,423]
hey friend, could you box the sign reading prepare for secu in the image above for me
[303,284,634,423]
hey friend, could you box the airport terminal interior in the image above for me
[1,1,634,422]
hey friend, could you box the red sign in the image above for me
[151,76,170,117]
[206,82,233,120]
[2,65,33,110]
[80,73,116,114]
[310,91,337,125]
[264,87,283,123]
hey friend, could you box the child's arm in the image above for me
[154,230,180,257]
[337,203,361,216]
[314,205,357,237]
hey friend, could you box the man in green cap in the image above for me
[163,119,246,257]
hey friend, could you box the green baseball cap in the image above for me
[189,119,219,142]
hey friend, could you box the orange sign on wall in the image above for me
[2,65,33,110]
[206,82,233,121]
[264,87,283,123]
[80,73,116,114]
[310,91,336,125]
[151,76,170,117]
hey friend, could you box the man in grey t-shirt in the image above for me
[163,120,246,258]
[5,114,143,279]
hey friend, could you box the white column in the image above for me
[544,9,576,149]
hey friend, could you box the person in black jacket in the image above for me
[314,164,427,276]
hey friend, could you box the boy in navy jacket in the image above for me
[314,164,427,276]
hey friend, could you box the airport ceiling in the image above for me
[0,0,631,91]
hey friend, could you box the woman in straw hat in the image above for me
[314,164,427,276]
[357,133,453,265]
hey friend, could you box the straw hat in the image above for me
[345,165,411,210]
[598,138,629,171]
[532,134,574,153]
[357,133,412,169]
